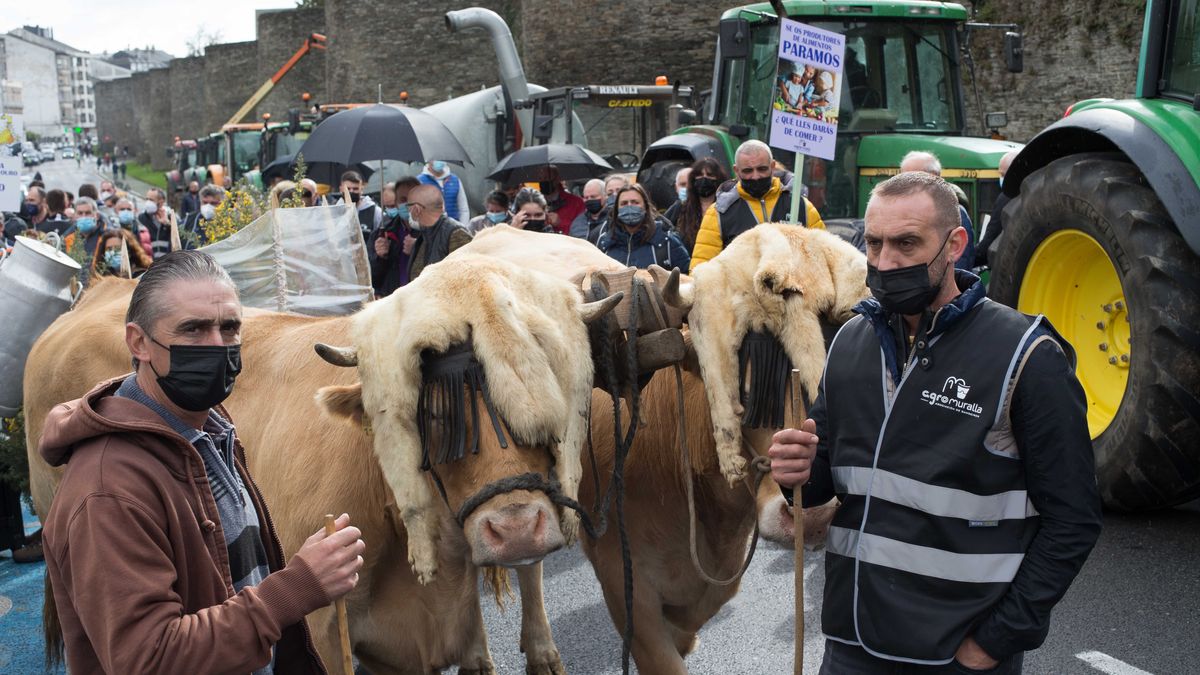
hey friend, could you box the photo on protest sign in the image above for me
[768,19,845,161]
[0,113,24,146]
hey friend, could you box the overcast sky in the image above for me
[5,0,297,58]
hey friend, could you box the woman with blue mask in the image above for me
[90,229,152,279]
[466,191,512,235]
[595,184,690,271]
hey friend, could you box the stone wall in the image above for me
[93,77,135,157]
[323,0,516,106]
[960,0,1144,141]
[254,7,327,121]
[518,0,717,89]
[168,56,207,143]
[203,41,259,130]
[92,0,1152,169]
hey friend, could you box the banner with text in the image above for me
[769,19,845,161]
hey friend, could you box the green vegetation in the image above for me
[124,162,169,191]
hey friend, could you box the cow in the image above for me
[25,253,621,674]
[576,224,868,673]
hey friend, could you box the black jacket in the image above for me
[367,216,411,297]
[794,271,1101,662]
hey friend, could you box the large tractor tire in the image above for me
[990,153,1200,511]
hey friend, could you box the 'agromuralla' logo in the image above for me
[920,377,984,418]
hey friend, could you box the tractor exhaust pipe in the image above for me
[445,8,531,149]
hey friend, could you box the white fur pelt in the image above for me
[346,254,595,582]
[687,224,869,484]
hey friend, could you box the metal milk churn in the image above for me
[0,236,82,417]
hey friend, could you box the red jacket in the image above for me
[550,190,585,236]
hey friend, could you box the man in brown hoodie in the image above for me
[40,250,365,674]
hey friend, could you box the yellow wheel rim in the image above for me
[1018,229,1130,438]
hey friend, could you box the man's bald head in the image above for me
[407,184,445,227]
[998,150,1019,177]
[900,151,942,176]
[408,184,443,209]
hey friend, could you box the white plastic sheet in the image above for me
[200,204,372,316]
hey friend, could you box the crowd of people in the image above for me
[4,177,225,282]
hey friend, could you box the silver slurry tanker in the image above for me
[384,8,582,214]
[0,236,81,417]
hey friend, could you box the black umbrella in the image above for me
[297,104,470,167]
[486,143,614,184]
[261,152,374,186]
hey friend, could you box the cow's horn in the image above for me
[315,343,359,367]
[662,267,694,311]
[580,291,624,324]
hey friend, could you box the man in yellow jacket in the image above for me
[690,139,824,271]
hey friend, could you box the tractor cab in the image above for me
[640,1,1022,225]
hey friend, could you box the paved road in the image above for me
[475,501,1200,674]
[22,155,155,201]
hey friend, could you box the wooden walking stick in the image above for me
[324,514,355,675]
[790,368,807,675]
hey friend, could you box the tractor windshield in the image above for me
[1164,0,1200,98]
[276,131,309,159]
[719,19,962,137]
[230,131,261,179]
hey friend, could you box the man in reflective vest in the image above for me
[770,171,1101,673]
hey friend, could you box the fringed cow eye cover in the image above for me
[417,341,516,470]
[738,330,793,429]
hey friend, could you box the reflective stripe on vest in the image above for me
[828,526,1026,584]
[832,466,1039,522]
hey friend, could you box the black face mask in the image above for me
[741,175,773,199]
[693,177,719,198]
[348,192,361,204]
[21,203,39,219]
[149,337,242,412]
[524,219,547,231]
[584,198,603,215]
[866,230,954,316]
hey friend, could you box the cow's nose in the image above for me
[470,501,564,567]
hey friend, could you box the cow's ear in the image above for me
[316,384,365,426]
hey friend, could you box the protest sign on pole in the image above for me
[0,158,19,212]
[769,19,845,221]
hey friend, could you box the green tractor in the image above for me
[638,0,1023,229]
[990,0,1200,511]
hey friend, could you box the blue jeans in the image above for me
[819,640,1024,674]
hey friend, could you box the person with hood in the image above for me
[596,183,689,270]
[418,160,469,223]
[769,172,1101,674]
[689,140,824,271]
[406,184,471,281]
[40,250,364,674]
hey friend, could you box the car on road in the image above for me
[61,147,75,159]
[21,151,39,166]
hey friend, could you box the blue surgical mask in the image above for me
[617,205,645,226]
[76,217,97,234]
[103,249,122,270]
[118,210,135,226]
[385,207,400,218]
[431,160,447,174]
[486,211,507,224]
[397,204,410,222]
[677,187,687,203]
